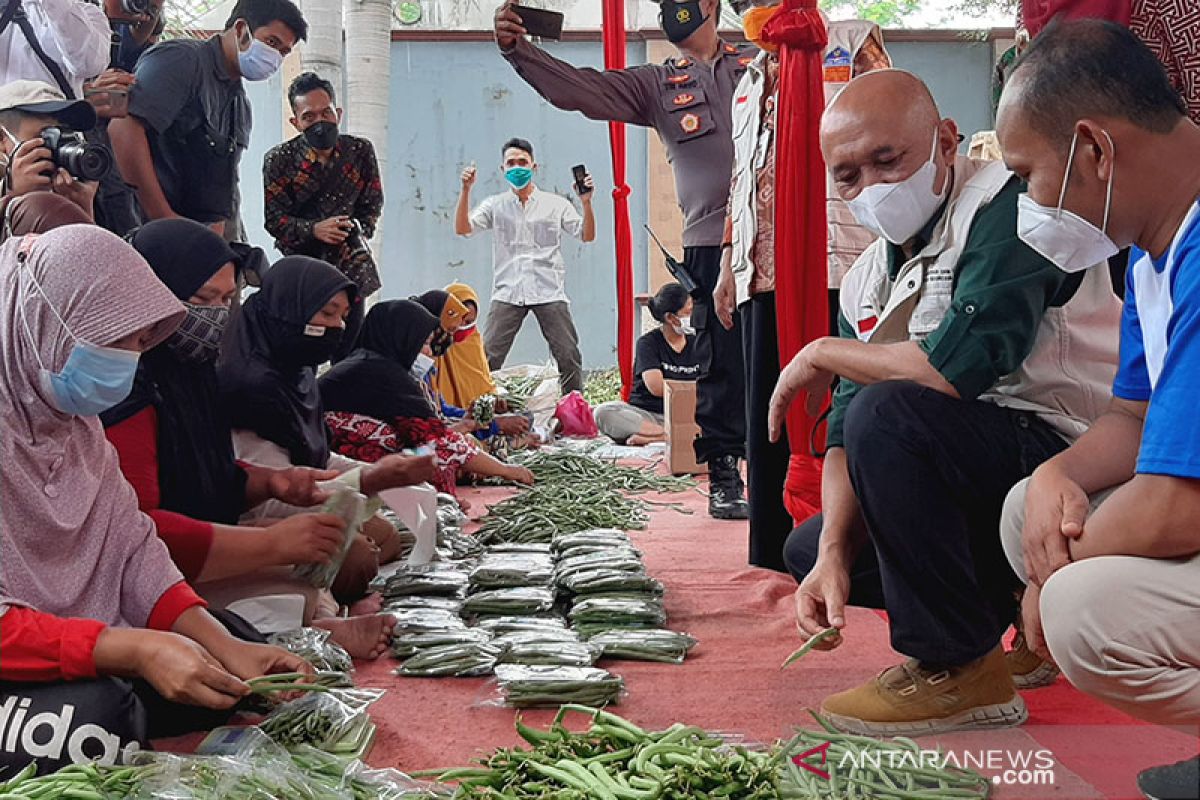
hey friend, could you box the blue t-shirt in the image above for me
[1113,203,1200,477]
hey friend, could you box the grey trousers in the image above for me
[484,300,583,394]
[594,401,664,443]
[1001,478,1200,726]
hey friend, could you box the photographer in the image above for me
[263,71,382,359]
[0,80,106,220]
[0,0,110,98]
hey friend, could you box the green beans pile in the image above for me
[476,484,649,545]
[421,706,991,800]
[583,367,623,407]
[259,692,366,750]
[586,629,698,664]
[508,450,697,495]
[779,715,992,799]
[397,641,505,677]
[0,762,141,800]
[493,666,625,708]
[495,371,552,412]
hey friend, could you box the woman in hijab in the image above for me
[414,288,469,356]
[434,282,496,409]
[321,299,534,496]
[101,220,394,659]
[417,287,532,445]
[218,256,435,493]
[0,225,309,771]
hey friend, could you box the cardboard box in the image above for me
[663,380,707,476]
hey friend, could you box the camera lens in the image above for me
[57,141,113,182]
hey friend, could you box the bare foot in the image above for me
[456,496,472,513]
[627,434,665,447]
[313,614,395,660]
[349,592,383,616]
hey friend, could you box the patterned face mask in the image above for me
[166,303,230,364]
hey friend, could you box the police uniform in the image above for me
[502,36,757,484]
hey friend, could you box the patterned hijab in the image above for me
[0,225,187,626]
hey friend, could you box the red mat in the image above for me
[161,477,1197,798]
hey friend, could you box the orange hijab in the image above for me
[434,283,496,408]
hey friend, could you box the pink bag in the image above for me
[555,391,599,438]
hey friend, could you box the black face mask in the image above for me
[660,1,708,44]
[281,324,344,368]
[303,121,339,151]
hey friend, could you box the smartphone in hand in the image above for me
[511,4,565,39]
[572,164,591,196]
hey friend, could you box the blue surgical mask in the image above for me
[18,268,142,416]
[505,167,534,190]
[236,24,283,82]
[411,352,436,380]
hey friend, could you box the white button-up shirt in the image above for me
[468,187,584,306]
[0,0,111,98]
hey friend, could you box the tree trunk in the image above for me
[300,0,344,95]
[343,0,392,256]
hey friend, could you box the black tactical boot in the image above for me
[1139,757,1200,800]
[708,454,749,520]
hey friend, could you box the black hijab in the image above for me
[101,218,247,524]
[218,256,356,468]
[320,300,441,422]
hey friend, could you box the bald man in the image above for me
[995,20,1200,797]
[771,69,1121,736]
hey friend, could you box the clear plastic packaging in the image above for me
[461,586,556,617]
[391,628,494,659]
[587,628,698,664]
[396,641,504,677]
[267,627,353,674]
[491,664,624,708]
[381,565,471,597]
[472,615,568,635]
[385,607,468,635]
[559,568,664,596]
[555,551,645,585]
[497,639,601,667]
[568,597,667,635]
[382,595,465,614]
[550,529,631,555]
[485,543,553,555]
[258,691,371,751]
[491,628,582,649]
[292,489,369,589]
[469,552,555,590]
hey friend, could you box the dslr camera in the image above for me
[40,127,113,182]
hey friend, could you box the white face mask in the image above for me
[1016,130,1119,274]
[411,352,435,380]
[236,23,283,82]
[672,315,695,336]
[846,128,948,245]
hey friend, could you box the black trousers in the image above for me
[0,610,263,772]
[783,381,1067,666]
[742,293,792,572]
[689,246,747,463]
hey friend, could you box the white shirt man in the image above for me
[455,137,595,394]
[0,0,111,99]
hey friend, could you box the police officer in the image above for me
[494,0,754,520]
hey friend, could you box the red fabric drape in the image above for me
[602,0,636,400]
[762,1,828,522]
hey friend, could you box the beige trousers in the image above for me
[1001,478,1200,726]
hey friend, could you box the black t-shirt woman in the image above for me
[595,283,699,445]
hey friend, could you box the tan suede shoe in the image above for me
[1007,630,1061,689]
[821,645,1028,736]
